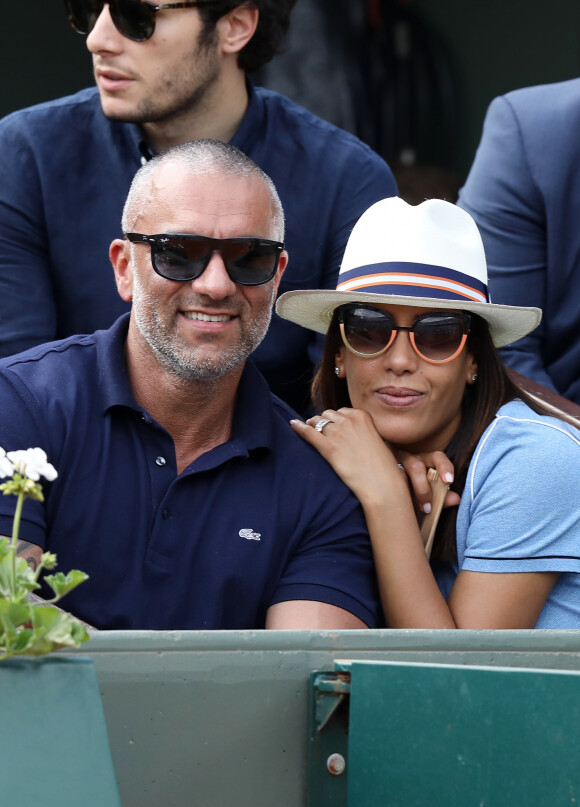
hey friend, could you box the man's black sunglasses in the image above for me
[125,233,285,286]
[64,0,220,42]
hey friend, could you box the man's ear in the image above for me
[110,239,133,302]
[217,3,259,55]
[271,250,288,295]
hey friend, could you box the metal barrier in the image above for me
[310,658,580,805]
[67,629,580,807]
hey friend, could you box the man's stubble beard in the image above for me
[132,277,277,383]
[99,30,221,126]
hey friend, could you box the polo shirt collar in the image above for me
[96,314,275,453]
[230,359,275,452]
[96,313,136,412]
[230,79,264,155]
[123,122,153,165]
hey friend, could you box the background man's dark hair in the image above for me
[198,0,297,73]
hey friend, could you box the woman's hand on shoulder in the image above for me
[291,412,461,514]
[291,408,401,506]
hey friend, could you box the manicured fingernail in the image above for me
[444,472,454,483]
[422,502,432,514]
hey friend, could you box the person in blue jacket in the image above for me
[278,196,580,629]
[0,0,397,414]
[457,79,580,405]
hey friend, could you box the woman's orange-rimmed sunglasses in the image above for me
[338,304,471,364]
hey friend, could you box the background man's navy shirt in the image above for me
[0,83,397,413]
[0,316,378,629]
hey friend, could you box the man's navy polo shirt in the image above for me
[0,316,378,629]
[0,82,397,413]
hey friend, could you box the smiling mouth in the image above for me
[183,312,232,322]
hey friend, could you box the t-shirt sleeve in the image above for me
[268,459,379,627]
[459,413,580,574]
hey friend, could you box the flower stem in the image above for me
[10,491,25,599]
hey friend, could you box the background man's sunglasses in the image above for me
[64,0,219,42]
[338,305,471,364]
[125,233,285,286]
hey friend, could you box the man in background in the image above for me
[0,0,397,414]
[458,78,580,405]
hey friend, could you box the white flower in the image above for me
[6,448,58,482]
[0,448,15,479]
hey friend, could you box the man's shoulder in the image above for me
[0,315,128,376]
[502,77,580,103]
[0,87,139,178]
[0,88,103,130]
[253,85,389,167]
[266,395,350,481]
[0,320,128,415]
[493,78,580,125]
[0,332,99,378]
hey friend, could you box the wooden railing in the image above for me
[507,368,580,427]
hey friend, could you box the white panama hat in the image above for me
[276,197,541,347]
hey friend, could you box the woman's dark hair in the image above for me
[312,307,556,562]
[197,1,297,73]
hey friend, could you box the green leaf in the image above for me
[0,602,35,658]
[19,606,89,654]
[43,570,90,600]
[1,600,34,627]
[0,598,90,660]
[0,555,37,602]
[9,629,35,654]
[70,621,90,645]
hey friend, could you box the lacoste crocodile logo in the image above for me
[239,528,261,541]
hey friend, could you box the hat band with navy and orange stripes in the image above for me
[336,262,488,303]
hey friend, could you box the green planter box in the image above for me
[0,656,121,806]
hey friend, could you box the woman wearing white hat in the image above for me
[276,197,580,629]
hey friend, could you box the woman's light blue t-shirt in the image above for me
[435,400,580,628]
